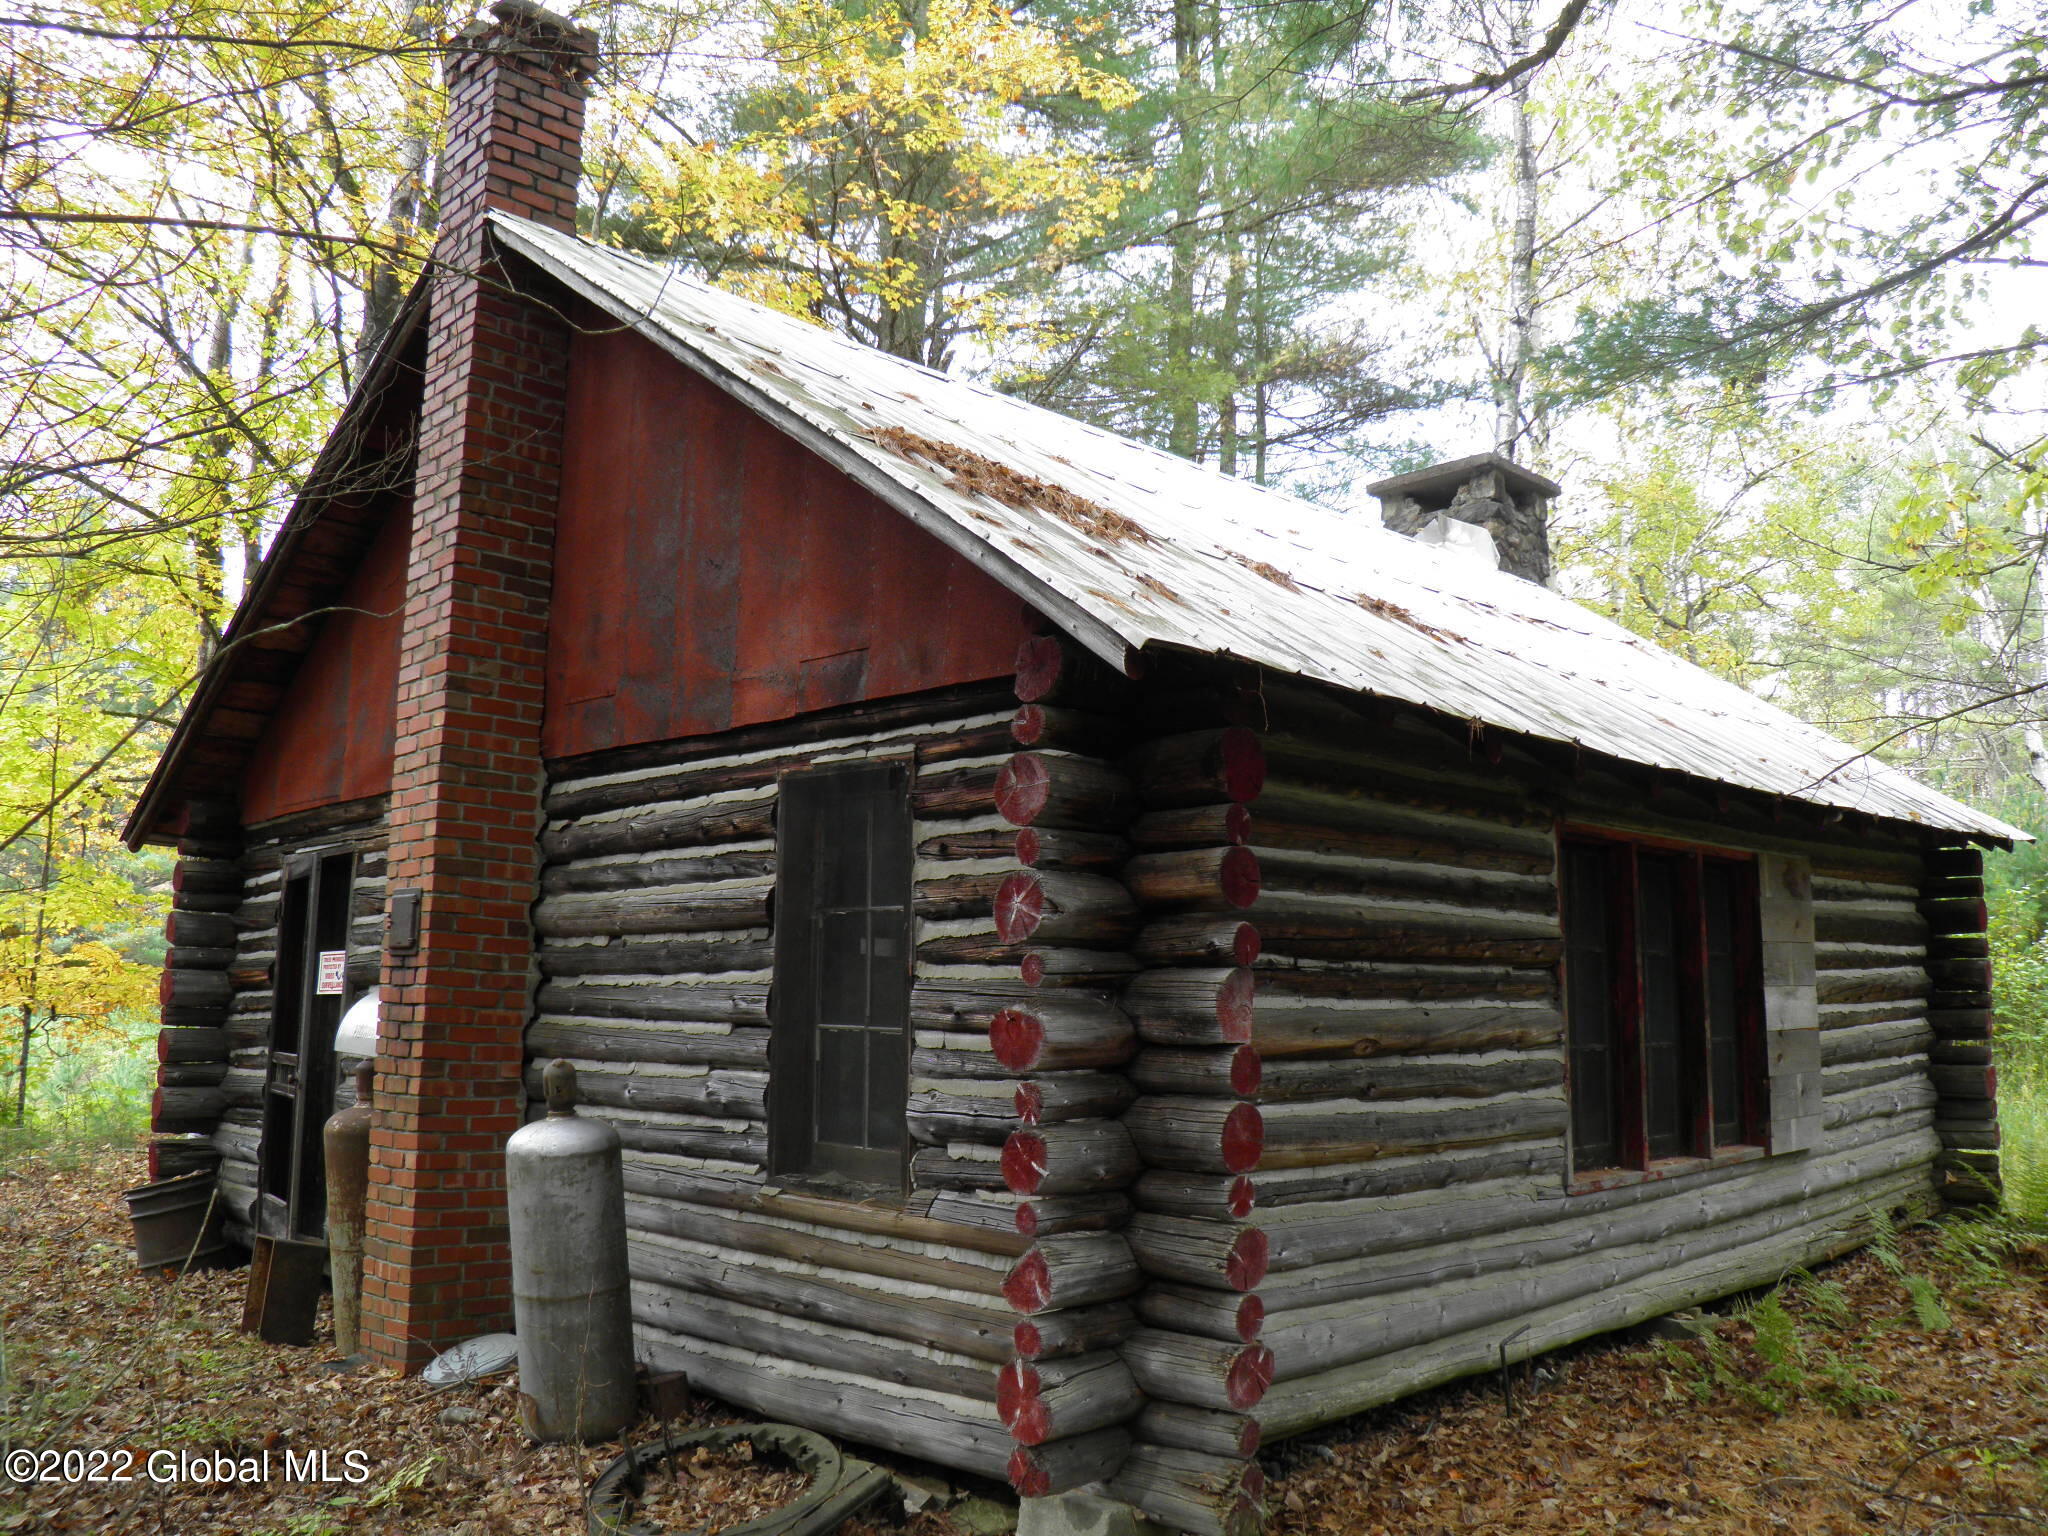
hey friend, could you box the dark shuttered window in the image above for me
[1560,831,1766,1175]
[771,762,913,1189]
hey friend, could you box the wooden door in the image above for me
[258,849,355,1240]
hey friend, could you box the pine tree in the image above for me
[1003,0,1482,482]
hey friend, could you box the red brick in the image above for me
[362,2,592,1375]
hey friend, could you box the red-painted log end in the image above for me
[1226,1226,1270,1293]
[1227,1175,1257,1219]
[996,1358,1039,1424]
[1001,1130,1050,1195]
[1224,802,1253,845]
[1003,1249,1053,1313]
[990,1009,1044,1072]
[1014,636,1066,703]
[1012,704,1049,746]
[1220,728,1267,803]
[994,873,1047,944]
[1015,1082,1045,1125]
[1229,1044,1263,1097]
[995,754,1053,828]
[1220,846,1262,909]
[1221,1102,1264,1174]
[1226,1344,1276,1410]
[1008,1448,1051,1498]
[1218,969,1256,1042]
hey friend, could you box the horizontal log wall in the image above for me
[209,798,389,1246]
[1918,843,1999,1202]
[521,646,1973,1524]
[537,687,1058,1477]
[150,799,242,1184]
[1119,665,1949,1480]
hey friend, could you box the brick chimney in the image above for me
[362,1,597,1370]
[1369,452,1560,586]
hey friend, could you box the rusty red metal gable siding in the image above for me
[544,323,1036,759]
[239,500,409,823]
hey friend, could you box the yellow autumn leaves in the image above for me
[614,0,1141,343]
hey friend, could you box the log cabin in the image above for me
[124,5,2020,1530]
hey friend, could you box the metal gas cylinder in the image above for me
[505,1059,637,1442]
[324,988,383,1360]
[322,1060,375,1359]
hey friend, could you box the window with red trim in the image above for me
[1560,832,1768,1174]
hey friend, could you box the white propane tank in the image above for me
[505,1059,637,1441]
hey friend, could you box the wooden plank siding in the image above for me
[544,321,1039,761]
[237,502,409,825]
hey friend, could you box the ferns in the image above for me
[1999,1087,2048,1223]
[1652,1204,1989,1417]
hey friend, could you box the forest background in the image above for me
[2,0,2045,1203]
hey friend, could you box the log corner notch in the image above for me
[1922,842,1999,1204]
[151,798,242,1180]
[994,634,1151,1500]
[999,645,1282,1535]
[1110,698,1273,1536]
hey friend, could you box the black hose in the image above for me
[587,1422,891,1536]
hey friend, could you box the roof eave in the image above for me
[121,281,432,850]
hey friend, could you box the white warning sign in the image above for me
[316,950,348,996]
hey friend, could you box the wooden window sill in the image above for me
[1570,1143,1769,1193]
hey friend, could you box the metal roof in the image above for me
[494,213,2023,844]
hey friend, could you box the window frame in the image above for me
[768,759,915,1197]
[1558,824,1771,1189]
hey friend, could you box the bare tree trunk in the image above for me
[13,735,60,1128]
[2018,501,2048,797]
[1252,236,1270,485]
[1217,233,1246,476]
[1493,2,1542,460]
[356,0,441,373]
[191,291,239,667]
[1167,0,1206,461]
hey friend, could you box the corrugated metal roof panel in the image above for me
[493,213,2023,844]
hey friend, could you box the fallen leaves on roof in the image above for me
[872,426,1154,546]
[1353,590,1467,646]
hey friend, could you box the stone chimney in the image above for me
[1369,452,1560,585]
[363,1,598,1371]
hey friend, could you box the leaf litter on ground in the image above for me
[5,1143,2047,1535]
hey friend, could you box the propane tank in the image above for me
[322,1060,375,1359]
[506,1059,637,1442]
[324,989,382,1361]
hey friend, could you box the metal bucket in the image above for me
[123,1170,232,1270]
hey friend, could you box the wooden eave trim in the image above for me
[123,284,431,850]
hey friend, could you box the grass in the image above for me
[0,1011,154,1174]
[1999,1080,2048,1221]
